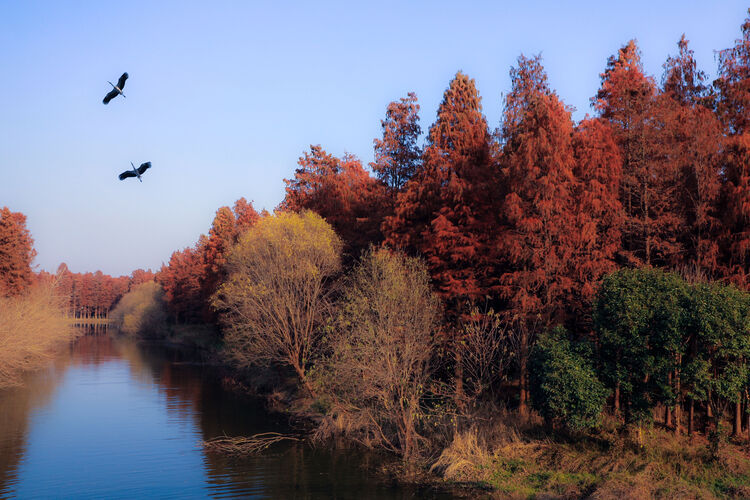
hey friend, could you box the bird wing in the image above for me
[119,170,137,180]
[103,89,119,104]
[117,72,128,90]
[137,162,151,175]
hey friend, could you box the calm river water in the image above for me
[0,331,452,499]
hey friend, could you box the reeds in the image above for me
[0,283,75,387]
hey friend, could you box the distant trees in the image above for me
[54,264,130,319]
[212,211,342,397]
[109,281,168,338]
[157,197,261,324]
[0,207,36,297]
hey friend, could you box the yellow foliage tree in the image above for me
[212,210,342,397]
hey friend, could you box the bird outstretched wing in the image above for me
[103,89,119,104]
[137,162,151,175]
[117,72,128,90]
[119,170,137,180]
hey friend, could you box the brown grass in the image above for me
[0,283,75,387]
[430,413,750,499]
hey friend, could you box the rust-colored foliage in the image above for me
[499,55,578,326]
[371,92,422,200]
[156,198,261,323]
[53,263,129,319]
[0,207,36,297]
[384,72,495,309]
[157,245,206,324]
[716,11,750,288]
[662,36,723,277]
[282,145,385,259]
[594,40,682,267]
[570,117,623,322]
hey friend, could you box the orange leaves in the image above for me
[0,207,36,297]
[385,72,494,311]
[282,145,385,259]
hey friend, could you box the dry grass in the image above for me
[0,283,75,387]
[431,415,750,499]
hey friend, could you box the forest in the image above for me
[4,9,750,498]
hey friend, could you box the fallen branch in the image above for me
[202,432,302,455]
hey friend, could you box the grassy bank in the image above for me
[430,412,750,499]
[0,284,75,388]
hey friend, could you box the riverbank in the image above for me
[0,284,75,388]
[123,326,750,499]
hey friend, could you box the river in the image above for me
[0,331,453,499]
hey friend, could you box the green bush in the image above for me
[529,326,607,431]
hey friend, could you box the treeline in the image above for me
[155,197,262,324]
[40,266,153,319]
[145,11,750,461]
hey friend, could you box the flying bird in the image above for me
[103,72,128,104]
[119,161,151,182]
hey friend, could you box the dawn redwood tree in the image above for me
[570,118,624,326]
[232,197,260,235]
[662,36,723,277]
[129,268,155,289]
[594,40,682,267]
[716,12,750,288]
[498,55,580,412]
[384,71,494,308]
[282,145,385,259]
[157,244,206,323]
[0,207,36,297]
[371,92,422,202]
[383,72,494,406]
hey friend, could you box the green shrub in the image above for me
[529,326,607,431]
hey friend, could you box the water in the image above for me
[0,332,451,499]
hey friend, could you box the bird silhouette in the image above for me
[103,72,128,104]
[119,162,151,182]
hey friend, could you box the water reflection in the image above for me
[0,330,450,498]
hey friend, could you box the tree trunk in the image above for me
[454,347,464,412]
[614,383,620,413]
[519,353,528,415]
[674,365,681,435]
[688,397,694,436]
[733,398,742,437]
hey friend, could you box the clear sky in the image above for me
[1,1,747,277]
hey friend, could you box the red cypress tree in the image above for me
[662,36,723,276]
[384,72,495,308]
[232,197,260,236]
[157,244,206,323]
[371,92,422,201]
[129,268,155,289]
[282,145,384,258]
[716,12,750,287]
[594,40,682,267]
[498,55,580,411]
[0,207,36,297]
[570,117,624,323]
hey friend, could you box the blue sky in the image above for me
[1,1,747,276]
